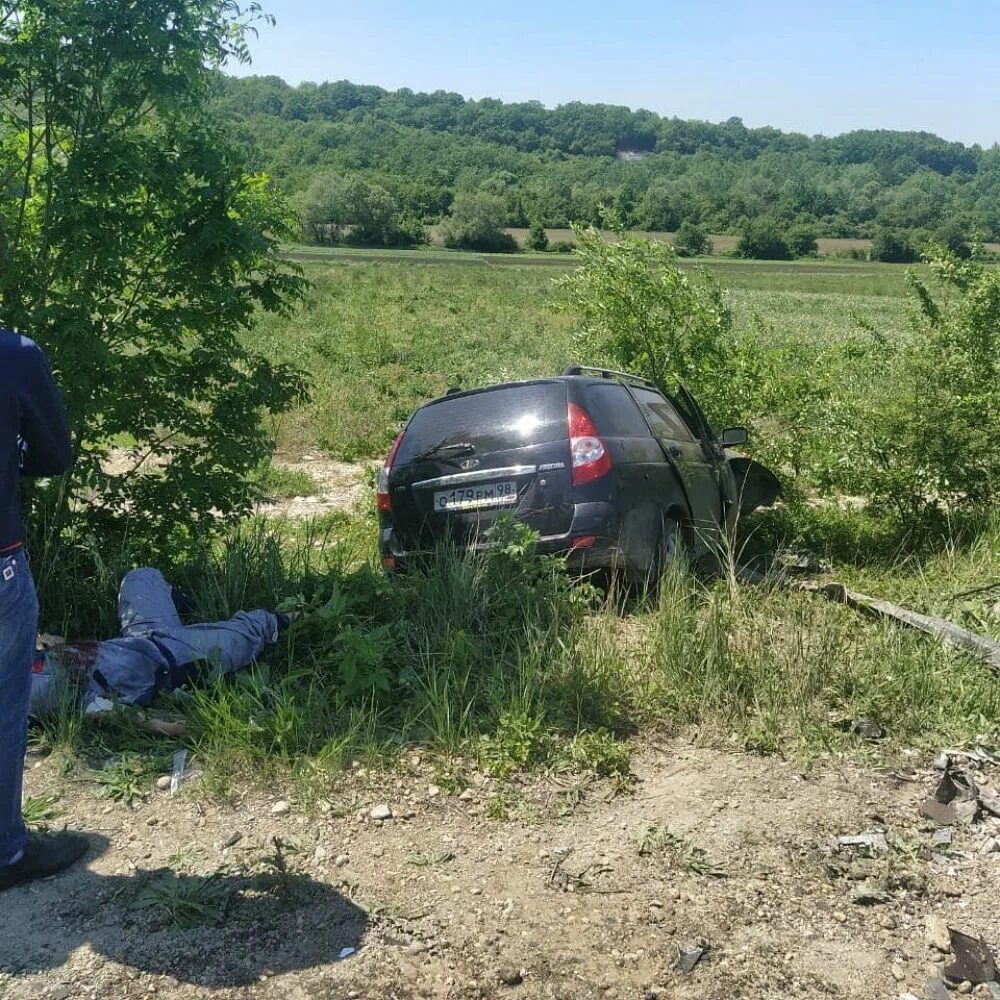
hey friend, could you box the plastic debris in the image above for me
[675,944,706,973]
[836,832,889,852]
[337,946,356,960]
[169,748,194,795]
[943,928,997,984]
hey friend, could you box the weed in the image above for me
[134,872,231,929]
[95,754,158,804]
[637,826,727,878]
[22,794,62,829]
[405,851,455,867]
[260,837,303,906]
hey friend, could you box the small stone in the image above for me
[470,887,483,896]
[957,983,973,996]
[222,831,242,848]
[428,784,441,798]
[334,854,349,867]
[271,800,290,816]
[891,965,906,982]
[498,965,523,986]
[370,804,393,821]
[881,913,898,930]
[979,837,999,854]
[925,916,952,953]
[459,789,475,802]
[833,911,848,923]
[145,816,158,827]
[155,776,171,791]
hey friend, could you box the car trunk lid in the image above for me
[387,381,573,549]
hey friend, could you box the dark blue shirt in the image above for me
[0,331,72,549]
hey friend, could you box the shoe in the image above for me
[0,832,89,891]
[274,611,302,633]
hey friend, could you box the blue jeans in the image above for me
[0,550,38,866]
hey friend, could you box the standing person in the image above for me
[0,330,87,891]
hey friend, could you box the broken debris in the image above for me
[836,832,889,852]
[675,943,706,973]
[943,928,998,985]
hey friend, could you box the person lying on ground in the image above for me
[30,567,295,719]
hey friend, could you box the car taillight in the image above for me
[377,431,404,512]
[567,402,612,485]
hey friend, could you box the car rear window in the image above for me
[632,388,696,442]
[396,382,568,464]
[583,383,649,437]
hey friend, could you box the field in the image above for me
[9,253,1000,1000]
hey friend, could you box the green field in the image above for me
[249,256,911,461]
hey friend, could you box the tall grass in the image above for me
[32,510,1000,791]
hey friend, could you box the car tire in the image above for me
[652,515,681,580]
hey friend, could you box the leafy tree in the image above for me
[294,173,423,246]
[439,193,518,252]
[870,228,920,263]
[524,221,549,251]
[932,220,972,259]
[786,223,819,258]
[868,246,1000,515]
[673,221,712,257]
[0,0,308,554]
[736,217,792,260]
[558,225,738,424]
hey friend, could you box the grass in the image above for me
[28,254,1000,800]
[247,258,913,461]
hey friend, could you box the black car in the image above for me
[377,367,779,578]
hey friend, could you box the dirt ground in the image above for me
[3,740,1000,1000]
[257,456,370,520]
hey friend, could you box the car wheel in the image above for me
[653,515,681,579]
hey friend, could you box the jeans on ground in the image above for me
[0,550,39,866]
[86,568,279,707]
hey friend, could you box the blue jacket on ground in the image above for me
[0,331,73,549]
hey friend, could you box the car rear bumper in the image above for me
[380,501,622,570]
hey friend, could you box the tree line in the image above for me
[211,75,1000,255]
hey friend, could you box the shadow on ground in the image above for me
[1,835,369,988]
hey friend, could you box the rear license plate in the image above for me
[434,481,518,512]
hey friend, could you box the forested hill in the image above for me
[212,74,1000,241]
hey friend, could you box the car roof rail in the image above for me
[560,365,657,388]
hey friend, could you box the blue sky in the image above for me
[233,1,999,146]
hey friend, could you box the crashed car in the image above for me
[377,366,780,578]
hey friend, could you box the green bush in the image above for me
[524,221,549,251]
[865,246,1000,516]
[870,228,920,263]
[673,221,712,257]
[736,217,792,260]
[786,223,819,258]
[440,193,519,253]
[559,224,746,427]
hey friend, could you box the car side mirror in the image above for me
[720,426,748,447]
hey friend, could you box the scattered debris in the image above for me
[337,947,356,961]
[169,749,197,795]
[944,929,998,985]
[675,943,706,973]
[851,885,891,905]
[798,581,1000,675]
[933,828,955,846]
[836,832,889,852]
[925,979,951,1000]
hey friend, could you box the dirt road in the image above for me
[3,740,999,1000]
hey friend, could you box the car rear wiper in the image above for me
[411,440,476,464]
